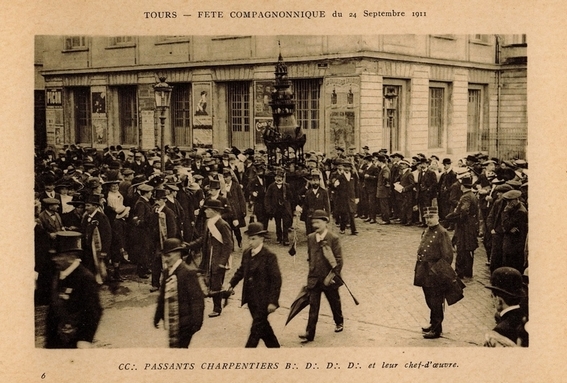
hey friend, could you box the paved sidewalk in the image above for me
[35,217,496,348]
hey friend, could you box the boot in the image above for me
[113,266,125,281]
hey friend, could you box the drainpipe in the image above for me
[495,35,502,158]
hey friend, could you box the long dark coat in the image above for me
[445,190,479,251]
[154,262,205,342]
[229,246,282,308]
[333,173,359,214]
[502,202,528,272]
[129,196,155,264]
[376,165,391,199]
[45,264,102,348]
[264,182,294,218]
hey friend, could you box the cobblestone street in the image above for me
[35,217,496,348]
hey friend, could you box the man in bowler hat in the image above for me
[300,210,344,343]
[484,267,528,347]
[154,238,205,348]
[227,222,282,347]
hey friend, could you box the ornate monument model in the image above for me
[263,52,306,166]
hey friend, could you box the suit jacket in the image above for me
[417,169,438,204]
[399,169,416,193]
[224,181,246,225]
[333,173,359,214]
[301,187,330,220]
[247,176,268,217]
[229,245,282,308]
[45,264,102,348]
[165,197,185,239]
[438,170,457,199]
[376,165,391,199]
[39,210,64,234]
[413,224,454,287]
[264,182,294,217]
[306,231,343,289]
[363,163,380,191]
[154,262,205,335]
[493,307,528,345]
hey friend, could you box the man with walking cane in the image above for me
[299,209,344,343]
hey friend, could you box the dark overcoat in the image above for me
[445,190,479,251]
[229,246,282,308]
[413,224,454,287]
[306,231,343,289]
[45,264,102,348]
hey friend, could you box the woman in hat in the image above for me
[227,222,282,348]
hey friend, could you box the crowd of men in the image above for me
[34,142,529,347]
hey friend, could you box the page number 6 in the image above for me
[41,373,46,379]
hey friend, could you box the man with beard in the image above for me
[299,170,331,235]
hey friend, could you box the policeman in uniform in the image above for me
[413,206,455,339]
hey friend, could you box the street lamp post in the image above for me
[153,76,173,173]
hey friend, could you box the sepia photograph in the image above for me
[2,1,567,382]
[33,34,528,349]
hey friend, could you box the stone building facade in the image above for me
[36,35,527,159]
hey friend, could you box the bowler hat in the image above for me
[442,158,452,165]
[208,179,221,190]
[51,231,83,255]
[245,222,268,236]
[485,267,526,298]
[85,194,103,206]
[203,199,224,211]
[459,175,473,187]
[66,194,86,206]
[154,188,167,199]
[311,209,329,222]
[162,238,187,254]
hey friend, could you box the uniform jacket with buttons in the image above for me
[413,224,454,287]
